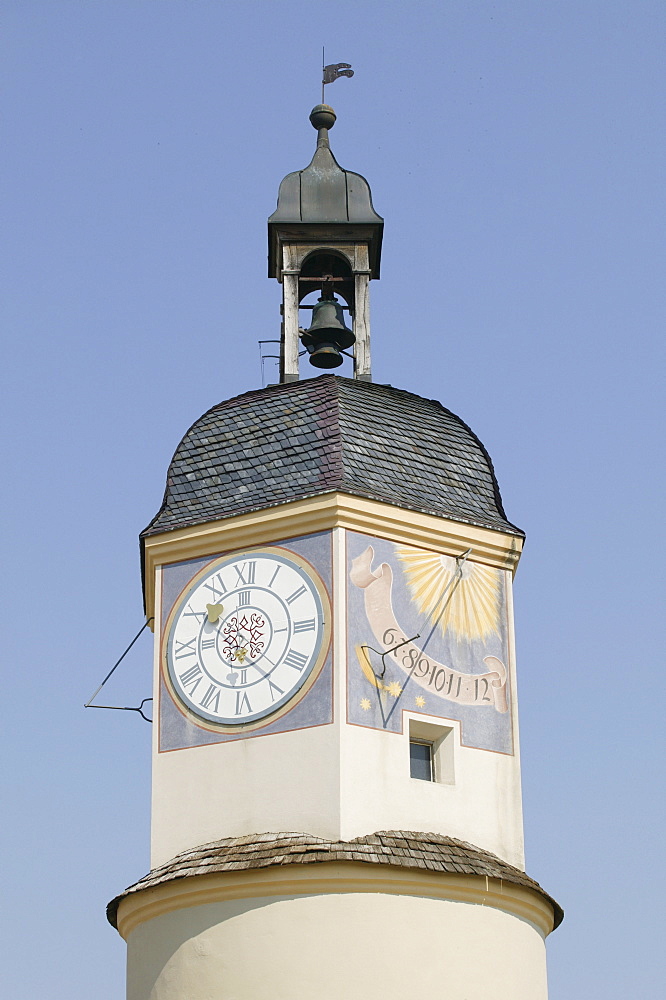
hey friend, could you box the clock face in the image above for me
[164,549,330,728]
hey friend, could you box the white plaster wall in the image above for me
[338,717,525,868]
[126,893,549,1000]
[151,723,341,867]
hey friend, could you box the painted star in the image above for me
[386,681,403,698]
[360,698,371,711]
[415,695,426,708]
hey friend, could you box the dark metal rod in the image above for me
[383,550,473,728]
[419,550,472,656]
[362,634,421,681]
[84,618,154,708]
[86,698,153,723]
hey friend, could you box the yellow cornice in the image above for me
[115,861,554,940]
[142,493,523,626]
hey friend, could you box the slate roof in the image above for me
[107,830,562,929]
[143,376,520,543]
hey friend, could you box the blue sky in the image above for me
[1,2,664,997]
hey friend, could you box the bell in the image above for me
[301,295,355,369]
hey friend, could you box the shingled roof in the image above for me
[107,830,562,929]
[142,375,522,540]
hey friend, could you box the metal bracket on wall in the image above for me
[84,618,154,723]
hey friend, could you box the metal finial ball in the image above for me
[310,104,336,130]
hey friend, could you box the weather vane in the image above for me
[322,47,354,103]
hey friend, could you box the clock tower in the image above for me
[108,105,561,1000]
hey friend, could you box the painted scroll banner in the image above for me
[350,546,508,713]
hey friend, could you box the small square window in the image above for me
[409,740,433,781]
[408,720,455,784]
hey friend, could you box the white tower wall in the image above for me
[119,870,553,1000]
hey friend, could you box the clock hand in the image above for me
[206,603,224,623]
[251,660,271,677]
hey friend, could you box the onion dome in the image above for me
[268,105,383,278]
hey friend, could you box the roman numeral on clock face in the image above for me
[235,691,252,715]
[201,638,216,649]
[286,585,306,605]
[203,574,227,602]
[267,678,283,701]
[179,663,203,694]
[283,648,308,672]
[175,637,197,659]
[293,618,315,633]
[234,561,256,587]
[237,590,251,607]
[183,603,206,624]
[200,684,221,713]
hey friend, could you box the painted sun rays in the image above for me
[396,546,501,642]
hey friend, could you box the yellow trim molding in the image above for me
[143,493,523,625]
[115,861,555,940]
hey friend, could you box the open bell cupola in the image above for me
[268,104,383,380]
